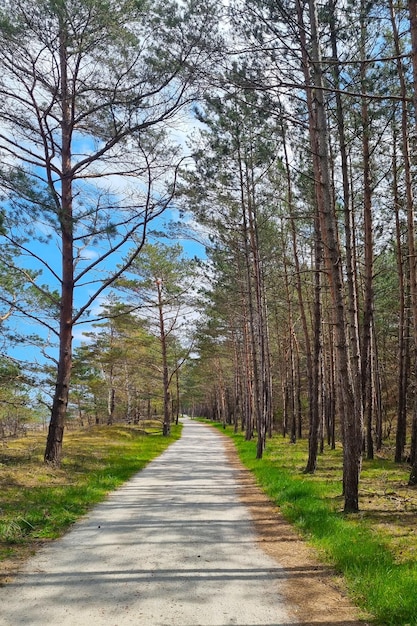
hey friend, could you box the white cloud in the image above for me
[78,248,99,260]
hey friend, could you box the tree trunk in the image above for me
[237,141,264,454]
[44,23,73,465]
[156,278,171,436]
[372,328,383,451]
[243,143,269,459]
[175,365,180,425]
[45,318,72,464]
[390,0,411,463]
[281,118,315,448]
[392,125,408,462]
[305,0,363,511]
[295,1,322,474]
[107,384,115,426]
[125,363,132,423]
[307,207,323,470]
[360,1,375,461]
[328,0,363,459]
[282,232,297,444]
[406,0,417,482]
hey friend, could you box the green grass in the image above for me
[0,424,181,577]
[211,422,417,626]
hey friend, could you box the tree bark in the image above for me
[390,0,413,464]
[360,0,375,461]
[305,0,363,511]
[45,21,73,465]
[328,0,363,458]
[392,122,408,462]
[295,0,322,474]
[156,278,171,436]
[407,0,417,482]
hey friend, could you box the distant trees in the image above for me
[117,242,199,435]
[181,89,276,455]
[0,357,35,438]
[70,305,163,428]
[67,243,198,432]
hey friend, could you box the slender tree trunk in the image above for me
[325,320,336,449]
[125,363,132,423]
[329,0,363,458]
[239,272,254,441]
[107,383,115,425]
[390,0,411,463]
[360,2,375,460]
[295,1,322,474]
[45,24,73,465]
[406,0,417,482]
[156,278,171,436]
[372,327,383,451]
[392,124,408,462]
[323,314,335,456]
[282,229,297,444]
[237,138,264,453]
[307,206,323,469]
[264,305,274,438]
[243,313,254,440]
[245,149,269,458]
[175,365,180,425]
[281,118,314,445]
[295,338,302,440]
[305,0,363,511]
[232,337,241,432]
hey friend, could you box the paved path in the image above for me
[0,418,296,625]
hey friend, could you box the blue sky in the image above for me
[5,203,206,374]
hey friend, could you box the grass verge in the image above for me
[211,422,417,626]
[0,423,181,583]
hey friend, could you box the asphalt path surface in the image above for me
[0,418,297,625]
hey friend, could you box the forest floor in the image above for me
[354,456,417,566]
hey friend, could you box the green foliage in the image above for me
[0,0,220,394]
[70,305,163,425]
[0,357,42,438]
[120,241,199,306]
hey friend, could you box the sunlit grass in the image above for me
[211,422,417,626]
[0,424,181,581]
